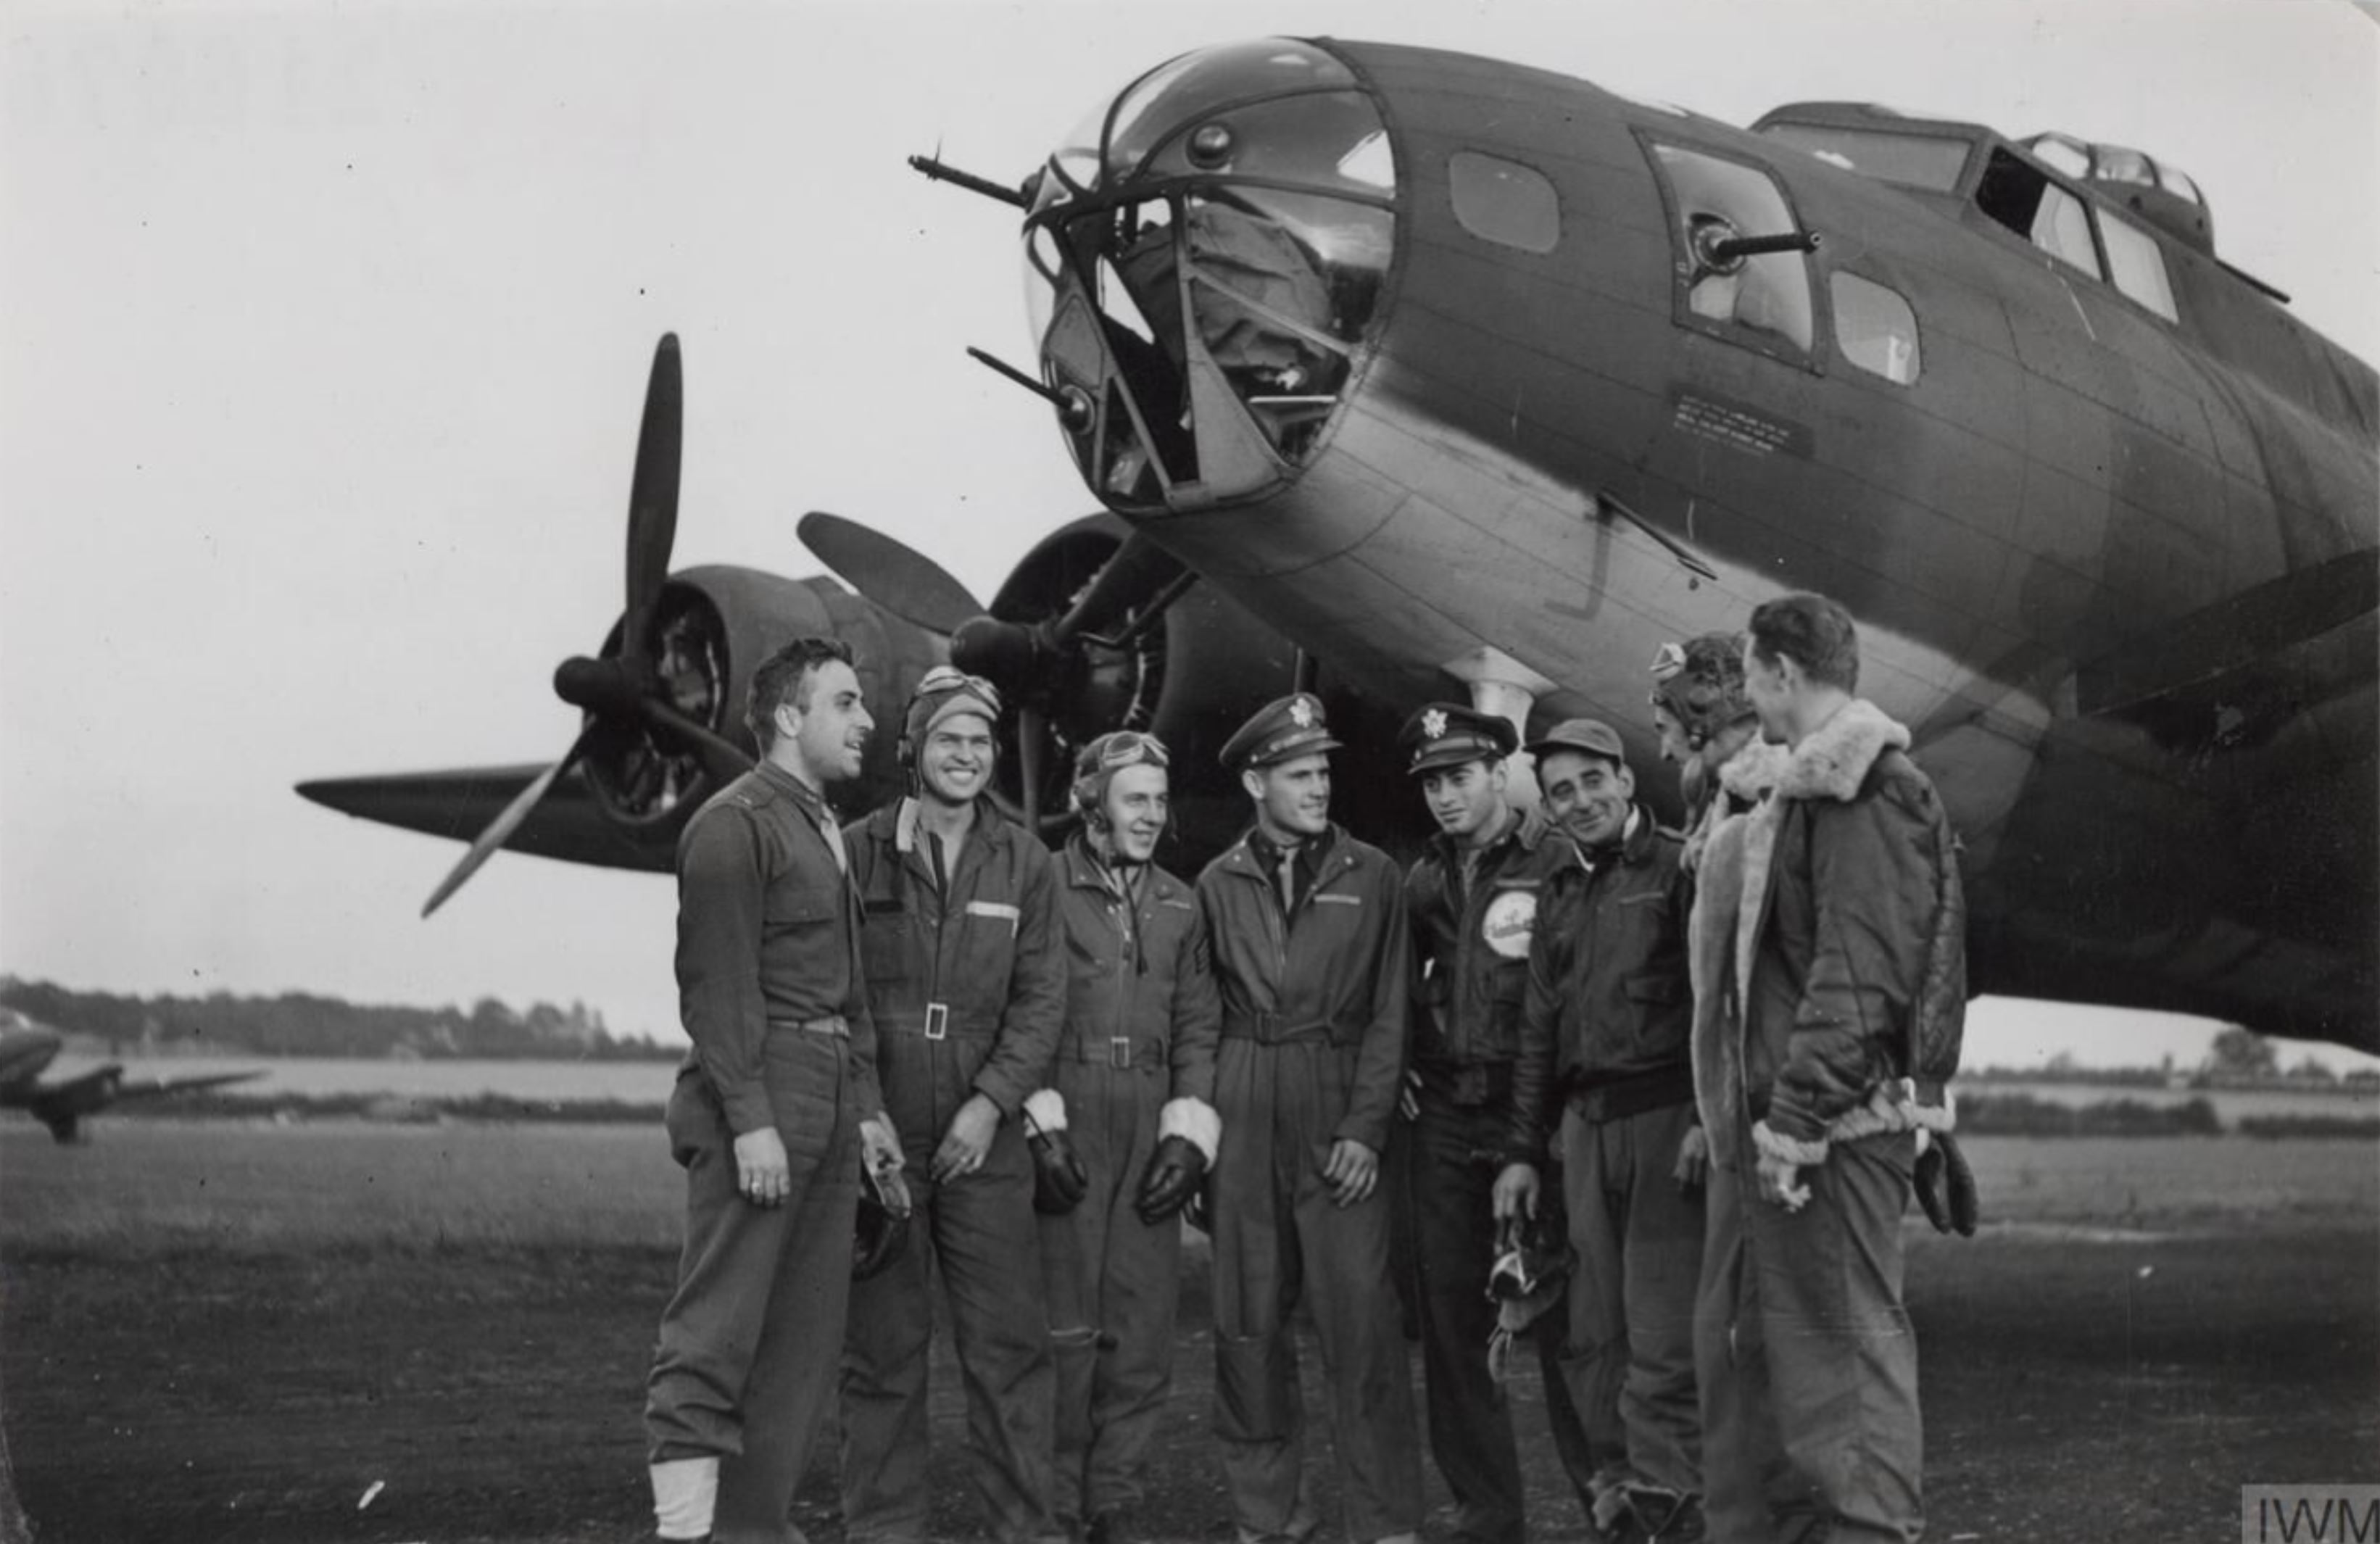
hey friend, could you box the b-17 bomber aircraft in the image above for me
[0,1008,263,1144]
[299,39,2376,1053]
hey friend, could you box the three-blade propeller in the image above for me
[423,334,751,917]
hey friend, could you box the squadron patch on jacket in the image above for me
[1481,888,1538,959]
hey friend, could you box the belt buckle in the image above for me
[1109,1037,1132,1070]
[924,1002,949,1042]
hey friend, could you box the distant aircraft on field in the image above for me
[299,39,2376,1052]
[0,1008,263,1144]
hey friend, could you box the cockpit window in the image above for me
[1448,152,1560,253]
[2094,147,2155,188]
[1756,123,1971,191]
[2099,213,2179,323]
[1647,141,1815,361]
[2024,132,2093,180]
[1023,40,1396,511]
[1975,148,2102,278]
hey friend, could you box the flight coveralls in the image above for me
[1037,834,1222,1529]
[1403,815,1599,1543]
[839,797,1066,1544]
[1513,808,1703,1514]
[1198,824,1422,1544]
[645,760,884,1544]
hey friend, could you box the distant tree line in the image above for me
[1966,1027,2373,1090]
[0,976,679,1061]
[1958,1092,2224,1137]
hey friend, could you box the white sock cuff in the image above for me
[650,1456,718,1540]
[1023,1087,1068,1134]
[1158,1095,1221,1165]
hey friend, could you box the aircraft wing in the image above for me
[107,1069,266,1102]
[17,1066,265,1143]
[295,763,671,873]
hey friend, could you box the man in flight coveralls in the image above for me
[1196,692,1422,1544]
[839,667,1069,1544]
[1028,729,1222,1544]
[643,636,905,1544]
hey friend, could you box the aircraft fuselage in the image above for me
[1019,38,2377,1045]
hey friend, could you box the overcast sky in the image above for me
[2,0,2373,1071]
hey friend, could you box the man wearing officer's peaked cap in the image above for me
[1195,688,1422,1544]
[1219,692,1341,773]
[1398,702,1519,777]
[1396,700,1601,1542]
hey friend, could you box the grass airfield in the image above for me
[3,1121,2373,1543]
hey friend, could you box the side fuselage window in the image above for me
[1830,273,1922,384]
[1646,140,1815,362]
[1448,151,1561,254]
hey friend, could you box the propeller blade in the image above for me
[1050,534,1185,647]
[421,728,595,918]
[622,334,685,665]
[637,699,755,789]
[798,511,984,636]
[1017,705,1046,834]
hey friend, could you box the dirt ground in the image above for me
[3,1125,2374,1543]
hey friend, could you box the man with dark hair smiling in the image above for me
[1704,590,1965,1544]
[1396,702,1598,1544]
[644,636,905,1544]
[1498,717,1703,1543]
[839,666,1069,1544]
[1197,692,1421,1544]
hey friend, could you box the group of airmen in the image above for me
[639,589,1970,1544]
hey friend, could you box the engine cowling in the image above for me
[977,515,1414,866]
[584,565,948,838]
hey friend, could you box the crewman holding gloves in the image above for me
[1026,729,1222,1544]
[839,667,1069,1544]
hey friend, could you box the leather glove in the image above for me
[1183,1183,1212,1235]
[1912,1129,1979,1237]
[1028,1123,1090,1216]
[1021,1088,1087,1216]
[1135,1134,1208,1225]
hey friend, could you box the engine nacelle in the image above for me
[982,515,1417,865]
[586,565,950,839]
